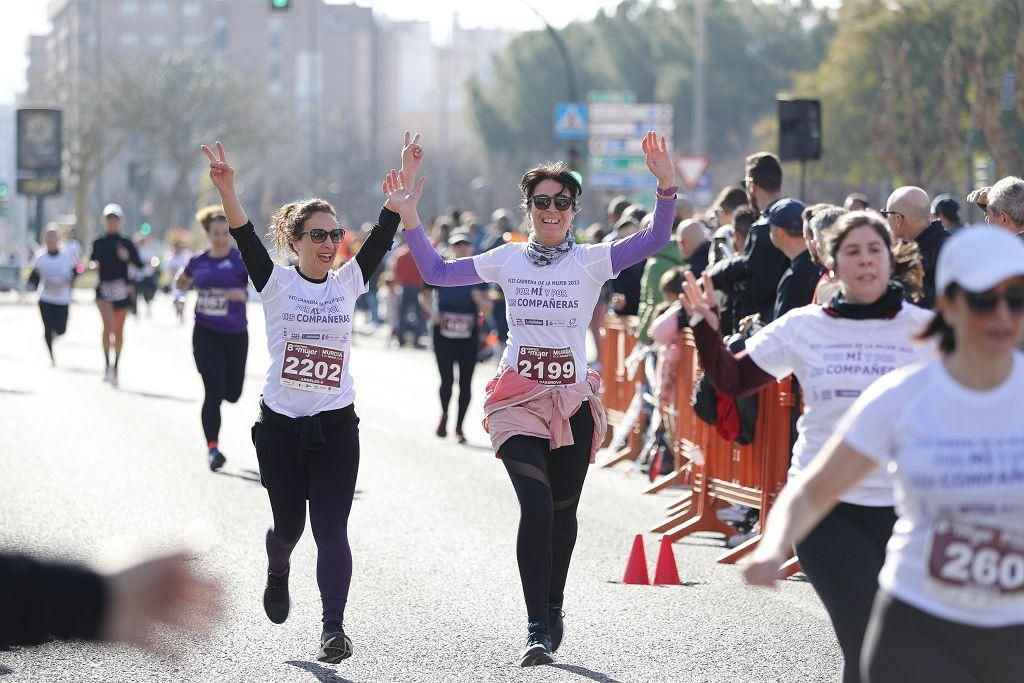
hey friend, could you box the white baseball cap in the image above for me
[102,203,124,218]
[936,225,1024,293]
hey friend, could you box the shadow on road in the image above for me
[0,666,12,677]
[551,663,624,682]
[216,469,263,485]
[58,365,101,376]
[285,660,355,683]
[0,388,32,395]
[116,388,197,403]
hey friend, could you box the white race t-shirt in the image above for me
[836,355,1024,627]
[259,261,367,418]
[33,249,77,305]
[473,242,614,386]
[745,303,935,506]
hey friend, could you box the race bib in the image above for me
[196,289,229,317]
[516,346,576,386]
[42,281,66,299]
[927,518,1024,606]
[280,342,344,394]
[440,312,474,339]
[99,278,130,301]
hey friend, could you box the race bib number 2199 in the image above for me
[517,346,576,386]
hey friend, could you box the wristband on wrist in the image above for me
[656,185,679,198]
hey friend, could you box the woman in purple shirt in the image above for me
[385,132,677,667]
[174,205,250,471]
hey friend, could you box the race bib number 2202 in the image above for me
[280,342,344,394]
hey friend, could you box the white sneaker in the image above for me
[109,370,119,388]
[102,368,113,383]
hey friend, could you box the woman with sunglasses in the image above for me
[679,212,935,683]
[385,131,676,667]
[744,226,1024,682]
[200,133,422,664]
[172,204,250,472]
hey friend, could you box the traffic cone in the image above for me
[621,534,650,585]
[653,535,681,585]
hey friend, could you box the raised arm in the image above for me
[610,131,677,274]
[384,168,483,286]
[202,141,273,291]
[681,271,774,397]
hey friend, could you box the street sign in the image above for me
[17,108,62,172]
[18,176,60,196]
[589,103,673,124]
[676,155,710,191]
[589,155,648,172]
[587,90,636,103]
[553,102,588,140]
[588,137,673,155]
[589,172,658,190]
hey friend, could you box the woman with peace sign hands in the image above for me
[386,132,677,667]
[201,133,422,664]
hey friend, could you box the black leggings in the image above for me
[862,590,1024,682]
[433,330,477,428]
[192,325,248,444]
[38,301,69,356]
[795,502,896,683]
[499,405,594,622]
[253,407,360,625]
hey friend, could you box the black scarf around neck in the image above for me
[823,282,905,320]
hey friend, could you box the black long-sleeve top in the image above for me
[0,553,108,645]
[228,206,402,291]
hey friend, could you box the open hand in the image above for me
[383,169,426,228]
[740,555,784,588]
[401,131,424,185]
[201,142,235,197]
[642,131,675,189]
[680,270,719,331]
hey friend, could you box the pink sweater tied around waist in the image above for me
[481,365,608,463]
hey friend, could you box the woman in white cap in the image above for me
[680,211,935,683]
[420,229,493,443]
[744,225,1024,682]
[89,203,142,386]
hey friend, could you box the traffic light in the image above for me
[269,0,290,9]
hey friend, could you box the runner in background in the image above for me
[90,203,142,387]
[129,234,159,318]
[420,228,493,443]
[173,205,250,472]
[744,226,1024,682]
[27,227,77,365]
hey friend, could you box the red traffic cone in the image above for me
[622,534,650,585]
[653,535,681,585]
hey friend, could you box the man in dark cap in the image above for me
[931,193,963,233]
[767,198,822,319]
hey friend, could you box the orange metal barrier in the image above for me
[598,314,647,467]
[599,324,800,572]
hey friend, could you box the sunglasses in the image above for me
[530,194,573,211]
[297,228,345,244]
[879,210,904,219]
[962,286,1024,315]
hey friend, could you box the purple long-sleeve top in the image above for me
[404,196,676,285]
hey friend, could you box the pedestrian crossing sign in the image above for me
[554,103,588,140]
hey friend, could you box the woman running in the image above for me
[173,205,250,472]
[421,229,493,443]
[744,225,1024,682]
[90,203,143,387]
[679,212,936,683]
[28,227,77,365]
[387,131,677,666]
[201,133,421,664]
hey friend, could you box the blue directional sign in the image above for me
[553,103,588,140]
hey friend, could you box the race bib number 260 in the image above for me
[517,346,576,386]
[280,342,344,394]
[928,519,1024,603]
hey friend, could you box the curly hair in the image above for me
[891,239,924,303]
[195,204,226,232]
[268,198,337,255]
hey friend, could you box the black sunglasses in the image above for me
[530,194,573,211]
[297,228,345,244]
[962,286,1024,315]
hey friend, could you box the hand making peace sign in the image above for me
[201,141,235,196]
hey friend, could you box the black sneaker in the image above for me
[548,604,565,653]
[263,570,290,624]
[318,621,353,664]
[208,448,226,472]
[519,621,553,667]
